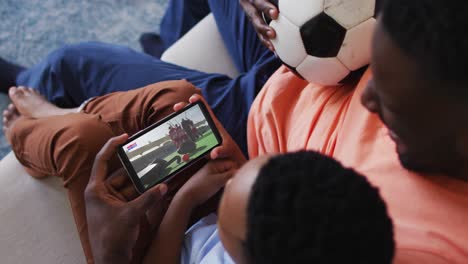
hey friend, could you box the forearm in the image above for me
[143,194,194,264]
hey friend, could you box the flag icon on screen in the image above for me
[127,142,138,151]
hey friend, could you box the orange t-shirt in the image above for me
[247,66,468,263]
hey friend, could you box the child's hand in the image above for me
[173,94,247,167]
[176,159,236,208]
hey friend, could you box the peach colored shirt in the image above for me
[247,66,468,263]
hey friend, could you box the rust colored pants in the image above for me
[10,80,201,263]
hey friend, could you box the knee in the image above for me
[141,80,201,122]
[166,80,201,103]
[148,80,201,105]
[53,115,114,175]
[45,42,107,69]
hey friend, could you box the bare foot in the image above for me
[2,103,48,178]
[2,103,20,145]
[8,86,78,118]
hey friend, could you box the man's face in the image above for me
[361,18,466,176]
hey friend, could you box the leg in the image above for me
[4,81,202,179]
[15,42,279,154]
[159,0,210,50]
[9,114,115,263]
[140,0,210,58]
[5,81,207,263]
[6,86,78,118]
[81,80,201,136]
[0,58,25,93]
[16,42,216,108]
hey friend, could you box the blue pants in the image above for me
[15,0,281,155]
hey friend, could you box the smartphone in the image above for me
[118,101,223,193]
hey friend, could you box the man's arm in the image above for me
[85,134,168,264]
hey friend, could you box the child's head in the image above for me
[217,151,394,264]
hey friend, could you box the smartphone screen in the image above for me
[118,102,222,193]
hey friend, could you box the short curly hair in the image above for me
[382,0,468,99]
[245,151,394,264]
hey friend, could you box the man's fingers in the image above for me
[258,33,275,52]
[243,0,278,36]
[121,183,140,201]
[90,134,129,183]
[107,168,129,189]
[243,1,265,27]
[253,0,279,20]
[131,184,168,213]
[105,168,141,200]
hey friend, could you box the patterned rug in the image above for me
[0,0,168,159]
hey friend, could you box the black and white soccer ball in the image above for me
[264,0,380,85]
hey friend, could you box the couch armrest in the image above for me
[0,153,85,264]
[161,13,240,79]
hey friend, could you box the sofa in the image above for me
[0,14,239,263]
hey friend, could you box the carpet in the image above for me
[0,0,168,159]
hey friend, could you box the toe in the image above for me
[11,109,19,118]
[3,109,10,118]
[8,104,18,112]
[29,88,40,96]
[9,104,19,115]
[8,86,17,97]
[17,86,27,94]
[9,86,26,99]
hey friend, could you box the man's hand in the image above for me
[240,0,279,51]
[85,134,168,264]
[173,94,247,167]
[176,159,236,208]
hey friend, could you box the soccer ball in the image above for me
[264,0,380,85]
